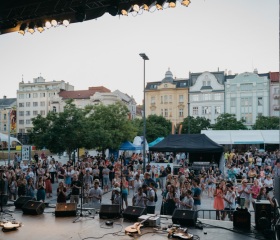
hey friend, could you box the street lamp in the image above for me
[139,53,149,173]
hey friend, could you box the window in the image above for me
[19,120,24,124]
[40,101,45,107]
[26,111,30,116]
[169,95,172,103]
[53,106,57,113]
[26,93,31,98]
[164,95,168,103]
[230,98,236,107]
[19,129,25,133]
[241,113,252,124]
[258,97,263,106]
[40,93,45,97]
[193,107,198,115]
[202,106,211,115]
[33,111,38,116]
[192,95,199,101]
[33,93,38,98]
[19,94,24,99]
[26,102,31,107]
[151,97,155,104]
[19,102,24,107]
[240,83,253,91]
[161,96,163,104]
[19,111,24,116]
[241,97,252,106]
[179,109,183,117]
[215,106,221,114]
[203,94,211,101]
[161,109,163,116]
[3,124,6,131]
[33,102,38,107]
[164,109,168,117]
[26,119,31,124]
[203,80,211,86]
[214,94,221,100]
[3,114,6,120]
[164,84,168,88]
[179,95,184,103]
[40,110,45,116]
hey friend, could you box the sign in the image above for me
[22,145,31,161]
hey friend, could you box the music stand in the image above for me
[73,172,94,223]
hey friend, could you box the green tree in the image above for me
[180,116,211,134]
[252,116,280,130]
[85,102,137,154]
[132,115,172,142]
[213,113,247,130]
[29,100,88,158]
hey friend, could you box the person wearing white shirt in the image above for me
[179,189,194,210]
[263,175,273,194]
[89,179,103,208]
[132,187,146,207]
[142,183,156,214]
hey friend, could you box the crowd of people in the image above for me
[0,148,279,222]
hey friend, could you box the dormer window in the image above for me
[164,84,167,88]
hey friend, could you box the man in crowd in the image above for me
[70,174,82,205]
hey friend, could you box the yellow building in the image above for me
[145,69,189,126]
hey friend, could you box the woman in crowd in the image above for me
[45,170,52,198]
[36,176,46,202]
[17,173,27,197]
[164,184,179,215]
[251,178,260,210]
[213,182,224,220]
[57,181,67,203]
[26,177,35,198]
[8,175,17,200]
[179,189,194,210]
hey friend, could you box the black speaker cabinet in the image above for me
[14,196,34,209]
[172,209,197,226]
[22,201,45,215]
[0,194,8,206]
[123,206,147,222]
[55,203,77,217]
[255,200,272,231]
[99,204,121,219]
[233,208,251,230]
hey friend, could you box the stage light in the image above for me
[36,21,44,33]
[168,0,176,8]
[133,4,140,12]
[121,9,129,16]
[45,21,52,29]
[18,23,27,35]
[62,19,70,27]
[27,22,35,34]
[142,4,149,11]
[156,0,166,10]
[51,19,58,27]
[181,0,191,7]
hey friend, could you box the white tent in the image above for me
[201,130,280,145]
[0,132,21,145]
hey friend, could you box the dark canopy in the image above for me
[149,134,223,153]
[119,141,142,151]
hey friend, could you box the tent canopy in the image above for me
[119,141,142,151]
[201,130,279,145]
[148,137,164,147]
[149,134,223,153]
[0,132,21,145]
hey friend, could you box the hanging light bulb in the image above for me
[45,21,52,29]
[18,23,27,35]
[121,9,129,16]
[27,22,35,34]
[51,19,58,27]
[132,4,140,12]
[142,4,149,11]
[168,0,176,8]
[156,0,165,10]
[62,19,70,27]
[36,21,44,33]
[181,0,191,7]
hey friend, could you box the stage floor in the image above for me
[0,205,271,240]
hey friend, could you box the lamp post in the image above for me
[139,53,149,173]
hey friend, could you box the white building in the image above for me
[17,76,74,133]
[225,71,270,128]
[189,71,225,124]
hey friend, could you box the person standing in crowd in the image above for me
[17,173,27,197]
[213,182,224,220]
[102,164,110,193]
[70,174,81,205]
[45,171,52,198]
[36,176,46,202]
[192,178,201,212]
[179,189,194,210]
[158,166,167,191]
[89,179,103,207]
[48,160,57,184]
[238,179,251,209]
[26,177,35,198]
[143,183,156,214]
[222,184,235,221]
[164,184,179,215]
[263,174,273,194]
[112,187,121,206]
[8,175,17,200]
[272,159,280,177]
[132,187,146,207]
[57,182,67,203]
[83,170,93,188]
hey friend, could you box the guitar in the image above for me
[0,221,21,230]
[125,215,154,235]
[168,227,193,240]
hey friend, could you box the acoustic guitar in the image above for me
[0,221,21,231]
[125,215,154,235]
[168,227,193,240]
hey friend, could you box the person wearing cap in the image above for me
[89,179,103,206]
[237,179,251,208]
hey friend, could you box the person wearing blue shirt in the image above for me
[192,178,201,212]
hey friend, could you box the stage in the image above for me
[0,205,273,240]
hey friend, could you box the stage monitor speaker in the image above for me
[233,208,251,230]
[255,200,272,231]
[99,204,121,219]
[172,209,197,226]
[55,203,77,217]
[14,196,34,209]
[123,206,147,222]
[0,194,8,206]
[22,201,45,215]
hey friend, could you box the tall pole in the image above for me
[188,76,190,134]
[139,53,149,173]
[7,109,11,166]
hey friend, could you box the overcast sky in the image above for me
[0,0,278,104]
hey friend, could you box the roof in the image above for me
[146,79,189,90]
[190,71,225,85]
[201,130,280,145]
[270,72,279,82]
[200,86,213,90]
[0,98,17,108]
[59,86,111,99]
[149,134,223,153]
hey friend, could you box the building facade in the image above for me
[269,72,280,117]
[0,96,17,136]
[145,69,189,126]
[17,76,74,134]
[189,71,225,124]
[225,72,270,128]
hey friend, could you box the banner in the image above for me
[10,109,17,134]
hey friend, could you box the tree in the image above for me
[213,113,247,130]
[29,100,88,158]
[252,116,280,130]
[132,115,172,143]
[85,102,137,154]
[179,116,211,134]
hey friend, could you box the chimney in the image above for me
[3,95,6,99]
